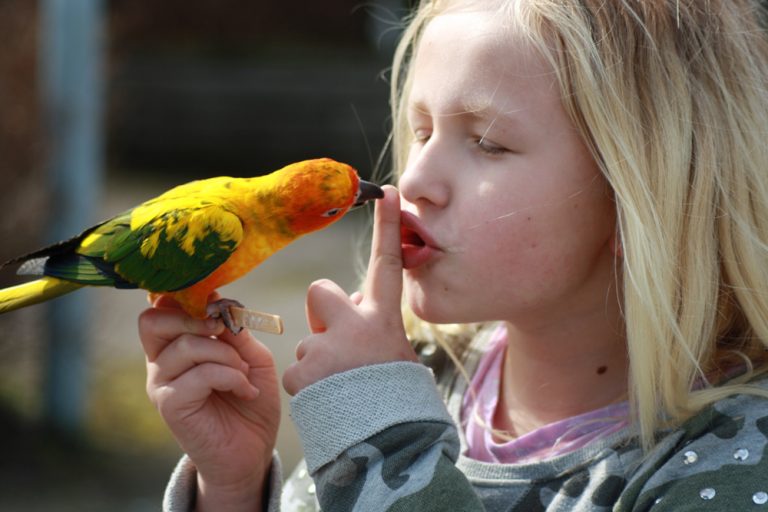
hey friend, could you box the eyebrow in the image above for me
[408,98,522,132]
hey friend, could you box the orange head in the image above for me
[274,158,383,235]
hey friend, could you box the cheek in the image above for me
[457,205,596,296]
[458,201,542,268]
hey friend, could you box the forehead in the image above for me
[410,10,558,116]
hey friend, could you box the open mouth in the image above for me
[401,225,426,249]
[400,211,439,269]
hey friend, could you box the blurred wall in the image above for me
[107,0,396,177]
[0,1,47,273]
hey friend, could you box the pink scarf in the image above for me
[461,326,629,464]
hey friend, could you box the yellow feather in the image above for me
[0,277,83,313]
[140,230,162,258]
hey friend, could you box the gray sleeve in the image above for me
[290,361,453,474]
[289,362,484,511]
[163,451,283,511]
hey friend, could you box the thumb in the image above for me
[305,279,352,334]
[363,185,403,308]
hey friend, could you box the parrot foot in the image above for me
[207,298,245,334]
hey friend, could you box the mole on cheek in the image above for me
[596,365,607,375]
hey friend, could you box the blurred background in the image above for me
[0,1,408,509]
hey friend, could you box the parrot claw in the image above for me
[207,298,245,334]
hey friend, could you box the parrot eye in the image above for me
[322,208,342,217]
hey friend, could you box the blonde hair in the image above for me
[390,0,768,450]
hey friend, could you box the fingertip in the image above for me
[308,278,328,291]
[205,316,224,333]
[306,279,350,333]
[237,384,260,401]
[152,294,183,310]
[378,185,401,214]
[381,183,399,196]
[306,279,348,304]
[309,278,338,292]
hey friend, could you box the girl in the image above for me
[140,1,768,510]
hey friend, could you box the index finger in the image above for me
[137,306,224,361]
[363,185,404,307]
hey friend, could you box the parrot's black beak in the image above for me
[353,180,385,208]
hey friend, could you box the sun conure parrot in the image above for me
[0,158,383,332]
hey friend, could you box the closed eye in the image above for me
[323,208,342,217]
[475,136,509,155]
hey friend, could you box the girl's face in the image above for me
[400,10,618,327]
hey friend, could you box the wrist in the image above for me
[195,462,270,512]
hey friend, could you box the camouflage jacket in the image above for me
[165,332,768,511]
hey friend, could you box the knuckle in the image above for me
[196,361,233,384]
[295,336,312,357]
[137,308,159,336]
[375,252,402,269]
[154,387,178,422]
[182,313,203,335]
[144,366,164,405]
[150,384,172,411]
[145,380,157,405]
[196,362,218,380]
[174,333,195,353]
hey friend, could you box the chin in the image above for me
[405,290,440,323]
[405,291,475,325]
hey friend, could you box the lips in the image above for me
[400,211,440,270]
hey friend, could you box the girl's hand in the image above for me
[283,185,417,395]
[139,297,281,511]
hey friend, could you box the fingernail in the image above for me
[205,318,220,331]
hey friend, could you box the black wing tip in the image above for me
[0,221,107,271]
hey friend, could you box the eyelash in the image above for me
[475,137,508,155]
[411,129,510,156]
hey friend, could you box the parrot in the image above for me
[0,158,383,332]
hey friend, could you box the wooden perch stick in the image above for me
[230,306,284,335]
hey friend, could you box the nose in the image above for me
[398,140,451,208]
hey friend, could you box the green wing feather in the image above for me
[90,203,243,292]
[42,203,243,292]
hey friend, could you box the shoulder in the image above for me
[624,375,768,511]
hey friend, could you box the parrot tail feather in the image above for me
[0,277,83,313]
